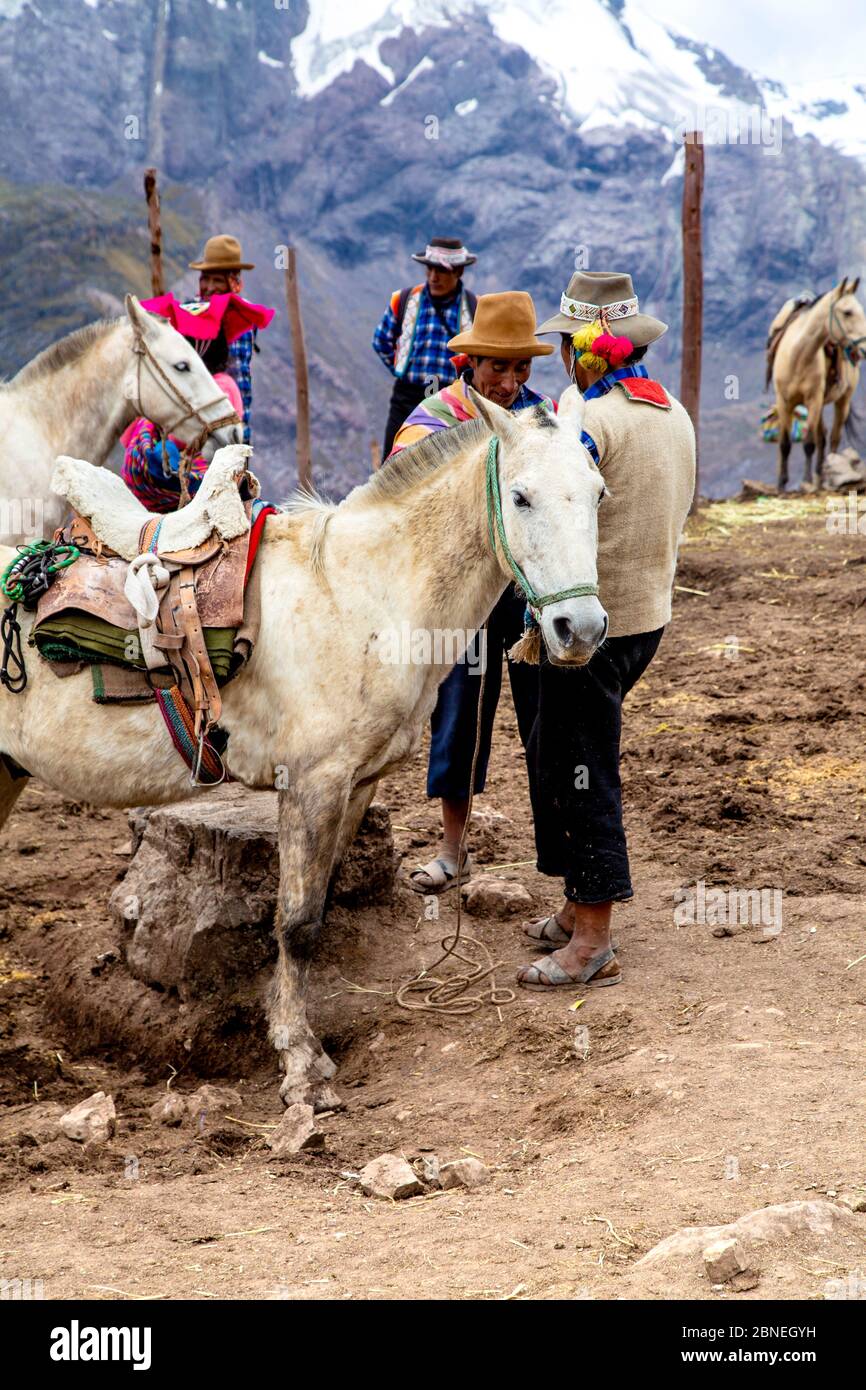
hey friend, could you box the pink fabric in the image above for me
[141,291,274,344]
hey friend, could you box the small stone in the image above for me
[266,1103,324,1155]
[149,1093,187,1127]
[184,1084,242,1121]
[730,1270,760,1291]
[418,1155,441,1187]
[460,877,533,919]
[703,1237,748,1284]
[358,1153,423,1200]
[439,1157,491,1190]
[59,1091,116,1145]
[838,1193,866,1212]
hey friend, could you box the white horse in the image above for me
[0,389,606,1109]
[0,295,242,545]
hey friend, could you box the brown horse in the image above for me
[767,278,866,490]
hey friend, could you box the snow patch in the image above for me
[380,55,434,105]
[258,50,285,69]
[102,27,116,40]
[455,97,477,116]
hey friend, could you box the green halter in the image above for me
[484,435,599,615]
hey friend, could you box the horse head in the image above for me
[831,277,866,357]
[122,294,243,457]
[470,385,608,666]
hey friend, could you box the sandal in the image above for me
[522,916,620,953]
[517,946,621,991]
[408,851,472,896]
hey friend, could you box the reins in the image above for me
[827,298,866,364]
[131,322,240,505]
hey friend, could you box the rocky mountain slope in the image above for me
[1,0,864,497]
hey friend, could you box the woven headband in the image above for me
[560,292,639,322]
[423,244,470,267]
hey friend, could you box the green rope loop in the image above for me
[484,434,599,612]
[1,541,80,604]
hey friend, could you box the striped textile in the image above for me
[389,375,554,455]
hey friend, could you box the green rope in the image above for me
[1,541,80,605]
[485,435,598,613]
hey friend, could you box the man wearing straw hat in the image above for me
[516,270,695,990]
[392,291,555,896]
[189,233,271,445]
[372,236,478,457]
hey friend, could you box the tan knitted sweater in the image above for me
[582,377,696,638]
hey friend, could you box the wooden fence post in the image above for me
[284,247,312,491]
[680,130,704,512]
[143,167,165,296]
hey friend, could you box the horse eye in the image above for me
[511,489,530,509]
[174,361,191,372]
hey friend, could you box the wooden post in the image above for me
[284,248,312,491]
[143,168,165,296]
[680,130,704,511]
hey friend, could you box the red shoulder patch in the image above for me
[617,378,671,408]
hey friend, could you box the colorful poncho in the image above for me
[389,375,554,455]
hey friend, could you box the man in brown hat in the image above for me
[372,236,478,457]
[189,234,263,444]
[393,292,555,895]
[516,270,695,990]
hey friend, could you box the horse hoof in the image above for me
[279,1072,343,1112]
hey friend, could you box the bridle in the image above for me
[827,297,866,364]
[484,435,599,616]
[130,321,241,504]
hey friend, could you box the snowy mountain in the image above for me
[291,0,866,163]
[0,0,865,497]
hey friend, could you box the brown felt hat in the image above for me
[448,291,554,358]
[536,270,667,346]
[189,234,254,272]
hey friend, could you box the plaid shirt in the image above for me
[372,286,469,388]
[227,328,255,445]
[121,419,208,512]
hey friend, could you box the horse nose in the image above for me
[552,612,607,651]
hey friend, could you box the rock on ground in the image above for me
[111,787,397,999]
[460,877,533,919]
[439,1157,491,1190]
[266,1103,324,1155]
[703,1236,749,1283]
[59,1091,116,1145]
[359,1154,423,1200]
[637,1200,857,1267]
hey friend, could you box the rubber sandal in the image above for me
[408,852,472,896]
[522,916,620,953]
[517,946,621,991]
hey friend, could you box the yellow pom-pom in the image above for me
[571,321,608,373]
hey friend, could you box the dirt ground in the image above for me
[1,497,865,1302]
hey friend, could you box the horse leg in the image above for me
[269,764,354,1109]
[777,425,791,491]
[802,396,825,489]
[830,395,852,453]
[814,414,827,489]
[0,757,29,834]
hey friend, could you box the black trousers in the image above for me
[382,378,428,458]
[526,629,664,904]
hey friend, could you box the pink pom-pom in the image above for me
[593,333,634,368]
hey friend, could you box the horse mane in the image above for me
[278,415,492,577]
[5,318,120,389]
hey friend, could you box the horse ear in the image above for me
[467,386,517,439]
[850,276,861,295]
[557,384,585,431]
[836,278,849,298]
[125,293,155,335]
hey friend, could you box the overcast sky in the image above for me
[634,0,866,83]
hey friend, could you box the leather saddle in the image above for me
[39,446,260,737]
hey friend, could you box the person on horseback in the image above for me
[393,291,555,896]
[516,270,696,989]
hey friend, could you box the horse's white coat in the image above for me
[0,296,242,544]
[0,390,606,1106]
